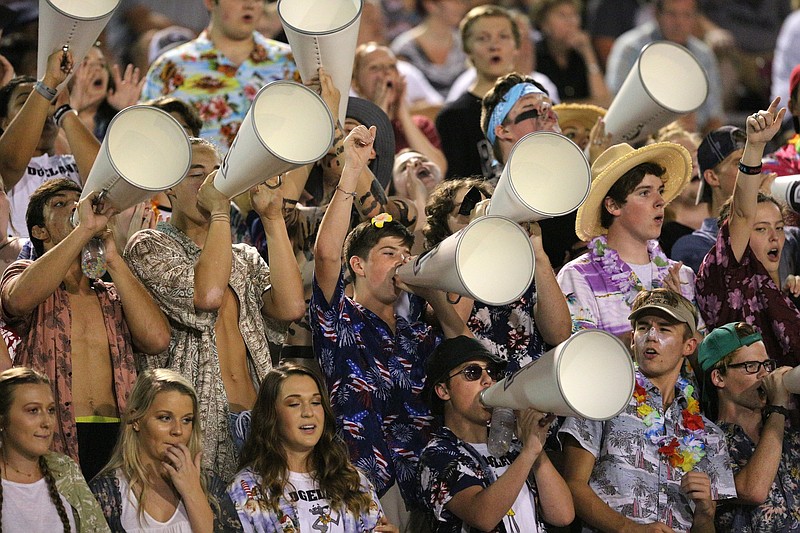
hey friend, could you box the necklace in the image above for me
[2,454,39,479]
[633,374,706,473]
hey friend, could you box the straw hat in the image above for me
[575,142,691,241]
[554,103,607,132]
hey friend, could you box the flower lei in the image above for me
[371,213,392,228]
[588,236,672,298]
[633,374,706,472]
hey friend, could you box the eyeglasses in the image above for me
[448,363,502,382]
[726,360,777,374]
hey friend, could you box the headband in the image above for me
[485,82,546,145]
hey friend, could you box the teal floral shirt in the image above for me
[141,31,298,151]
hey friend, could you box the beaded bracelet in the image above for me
[53,104,75,127]
[738,161,763,175]
[336,185,357,200]
[34,81,58,102]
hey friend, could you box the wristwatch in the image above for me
[763,405,791,420]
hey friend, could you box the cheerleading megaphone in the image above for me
[604,41,708,145]
[480,329,635,420]
[278,0,362,125]
[214,81,335,199]
[396,215,535,306]
[771,175,800,212]
[38,0,120,90]
[782,365,800,394]
[485,131,591,222]
[81,105,191,209]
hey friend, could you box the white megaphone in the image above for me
[396,215,535,306]
[214,81,334,199]
[771,175,800,212]
[38,0,120,90]
[604,41,708,145]
[81,105,191,209]
[486,131,591,222]
[278,0,362,125]
[782,365,800,394]
[480,329,635,420]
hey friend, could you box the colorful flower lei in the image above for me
[633,375,706,472]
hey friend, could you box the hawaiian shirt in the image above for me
[140,30,298,151]
[45,452,112,532]
[696,220,800,367]
[716,423,800,532]
[469,282,549,375]
[417,426,545,533]
[310,269,440,503]
[556,236,703,337]
[228,467,382,532]
[559,372,737,533]
[763,134,800,177]
[124,222,275,481]
[0,260,138,463]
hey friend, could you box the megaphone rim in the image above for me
[454,215,535,305]
[101,105,192,192]
[43,0,119,21]
[277,0,363,36]
[500,131,591,218]
[246,80,335,166]
[554,329,635,421]
[635,40,709,114]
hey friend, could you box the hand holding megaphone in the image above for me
[197,170,232,220]
[74,190,118,238]
[42,47,74,93]
[250,178,285,222]
[762,365,794,407]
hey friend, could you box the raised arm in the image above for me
[729,98,786,261]
[57,87,101,183]
[314,125,376,303]
[530,222,572,345]
[393,76,447,174]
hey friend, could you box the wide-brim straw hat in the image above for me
[554,103,607,132]
[575,142,691,241]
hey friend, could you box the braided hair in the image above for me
[0,368,71,533]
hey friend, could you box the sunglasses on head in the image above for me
[447,363,502,382]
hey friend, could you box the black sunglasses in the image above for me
[727,360,777,374]
[448,363,502,382]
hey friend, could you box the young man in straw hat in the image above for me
[560,288,736,533]
[697,321,800,532]
[556,138,700,343]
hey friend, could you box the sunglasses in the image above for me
[726,360,777,374]
[447,363,502,382]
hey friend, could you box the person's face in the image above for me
[632,314,694,380]
[207,0,264,41]
[709,148,743,199]
[393,152,442,193]
[714,341,772,411]
[276,374,325,456]
[136,390,195,467]
[606,173,666,243]
[437,359,499,427]
[446,185,488,234]
[76,47,110,102]
[499,92,560,145]
[465,16,518,80]
[656,0,697,45]
[33,189,81,252]
[170,144,221,220]
[560,119,590,150]
[351,236,411,305]
[540,2,581,43]
[1,383,56,462]
[1,82,58,148]
[749,201,785,279]
[353,47,400,103]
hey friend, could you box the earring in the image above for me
[132,423,140,431]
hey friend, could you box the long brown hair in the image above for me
[0,368,71,533]
[238,364,372,517]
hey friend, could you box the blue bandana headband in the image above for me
[485,82,546,145]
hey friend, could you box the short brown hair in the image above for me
[460,5,521,54]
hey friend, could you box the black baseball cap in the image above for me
[696,126,746,204]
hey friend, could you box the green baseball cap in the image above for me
[697,323,763,372]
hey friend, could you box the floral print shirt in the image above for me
[559,371,737,533]
[0,261,138,463]
[228,467,382,532]
[310,269,440,504]
[557,236,702,337]
[696,220,800,367]
[763,134,800,177]
[716,423,800,532]
[124,222,274,481]
[141,31,297,151]
[44,452,111,532]
[417,426,545,533]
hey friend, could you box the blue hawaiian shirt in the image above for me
[310,270,440,504]
[141,31,298,151]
